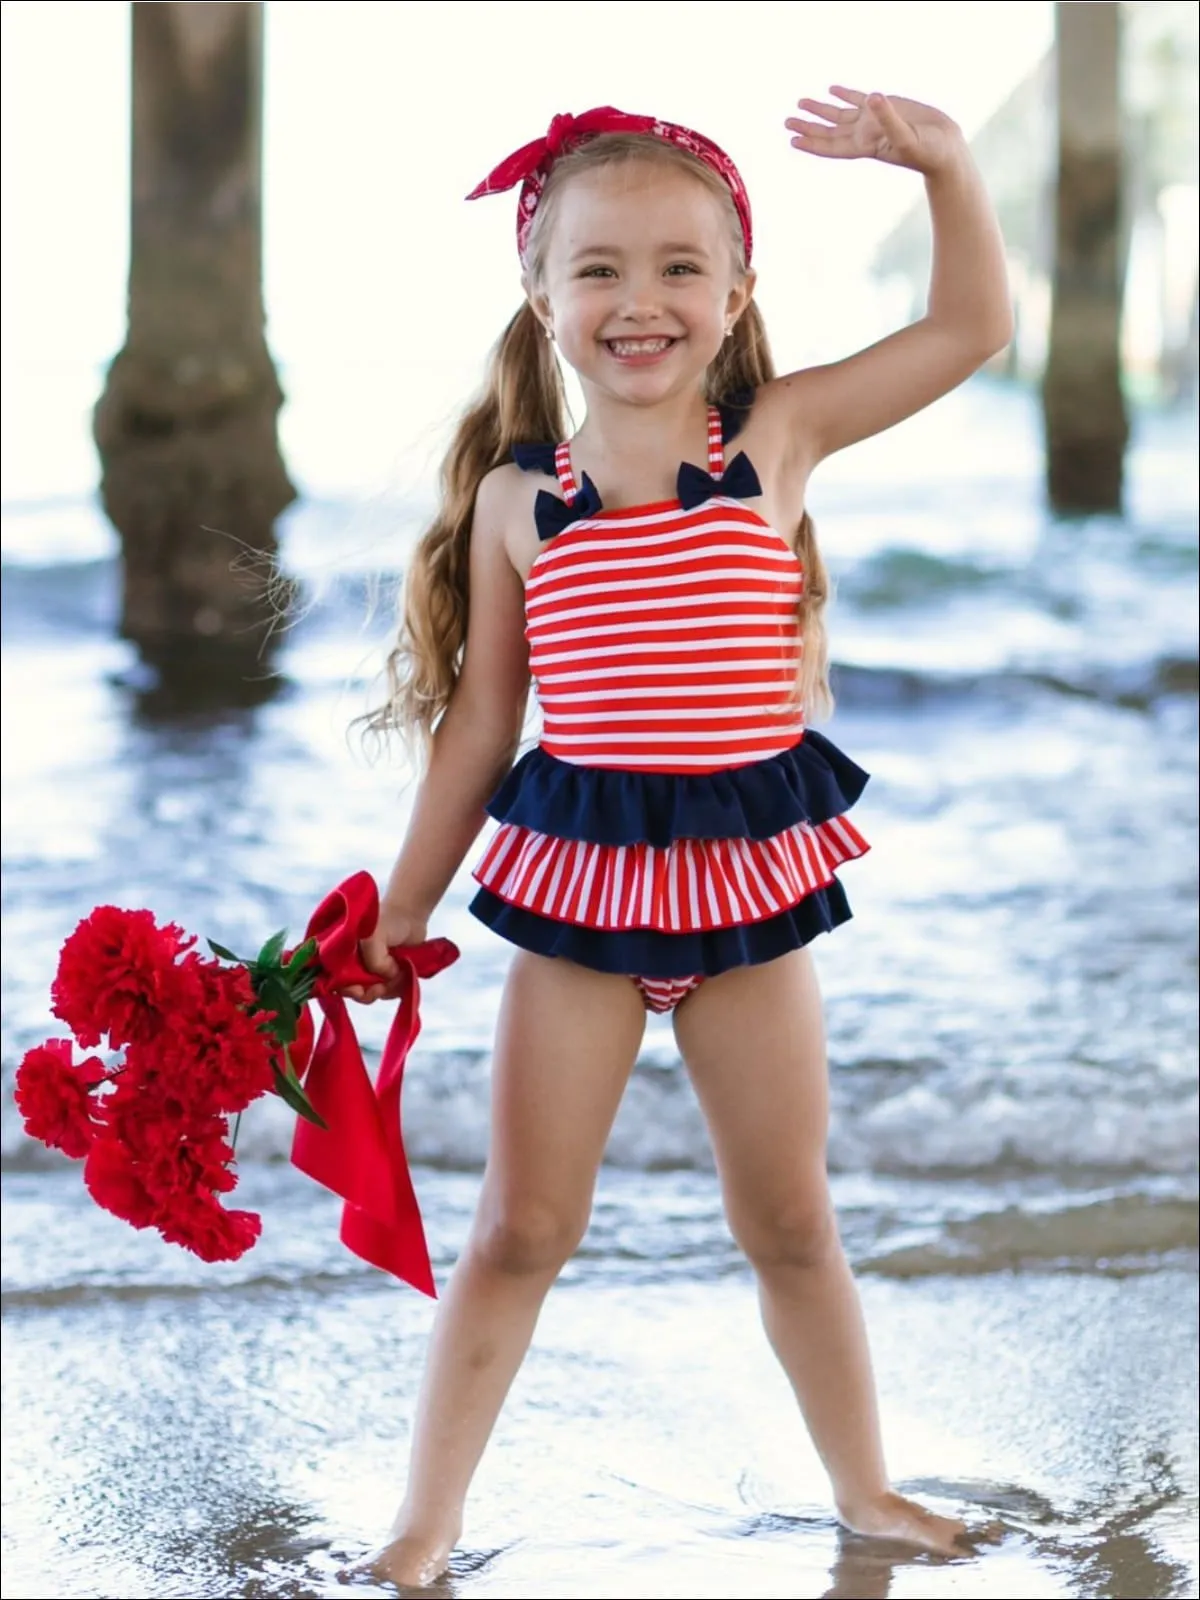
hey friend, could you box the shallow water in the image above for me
[2,380,1198,1597]
[2,1202,1197,1600]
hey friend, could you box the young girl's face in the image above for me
[531,161,753,408]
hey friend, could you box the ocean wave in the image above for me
[7,1047,1193,1180]
[4,554,1194,712]
[2,1163,1193,1303]
[830,656,1199,710]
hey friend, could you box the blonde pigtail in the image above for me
[361,302,566,759]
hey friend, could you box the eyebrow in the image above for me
[568,241,713,263]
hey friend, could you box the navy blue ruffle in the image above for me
[469,879,852,979]
[486,730,868,849]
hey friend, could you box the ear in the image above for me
[725,269,757,329]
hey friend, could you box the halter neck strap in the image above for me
[706,405,725,475]
[553,407,725,503]
[553,440,580,505]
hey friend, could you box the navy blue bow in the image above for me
[534,472,604,542]
[677,450,762,511]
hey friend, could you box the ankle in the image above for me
[389,1506,463,1551]
[834,1484,894,1521]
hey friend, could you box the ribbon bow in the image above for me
[289,872,459,1297]
[677,451,763,512]
[467,108,657,201]
[533,474,604,543]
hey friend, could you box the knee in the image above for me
[729,1185,839,1274]
[472,1197,589,1278]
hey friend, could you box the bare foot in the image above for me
[836,1490,969,1556]
[338,1530,457,1591]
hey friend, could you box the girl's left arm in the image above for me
[758,89,1014,470]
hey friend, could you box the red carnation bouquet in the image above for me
[14,873,458,1293]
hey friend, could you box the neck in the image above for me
[572,383,711,470]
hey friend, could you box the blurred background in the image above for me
[1,5,1197,1599]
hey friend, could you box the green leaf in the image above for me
[258,976,298,1034]
[207,939,245,964]
[285,938,318,974]
[271,1064,328,1129]
[256,929,288,970]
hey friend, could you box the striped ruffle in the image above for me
[486,730,869,849]
[469,881,853,979]
[473,814,868,934]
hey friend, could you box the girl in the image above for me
[348,91,1012,1588]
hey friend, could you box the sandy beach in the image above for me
[2,1163,1197,1600]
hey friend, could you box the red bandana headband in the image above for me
[467,106,754,266]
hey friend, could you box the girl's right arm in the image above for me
[350,468,531,1001]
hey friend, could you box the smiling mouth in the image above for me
[604,337,678,357]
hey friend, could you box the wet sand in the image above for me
[2,1168,1196,1600]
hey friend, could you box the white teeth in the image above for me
[608,338,673,356]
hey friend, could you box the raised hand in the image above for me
[785,87,964,176]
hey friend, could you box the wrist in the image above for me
[921,134,972,183]
[380,883,437,922]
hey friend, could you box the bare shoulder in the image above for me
[473,461,543,579]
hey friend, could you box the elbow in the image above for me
[932,303,1015,368]
[955,319,1013,375]
[981,309,1015,361]
[975,294,1016,362]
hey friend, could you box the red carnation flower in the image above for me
[52,905,193,1049]
[157,1190,262,1263]
[83,1133,159,1229]
[152,956,278,1115]
[100,1082,237,1201]
[14,1039,107,1159]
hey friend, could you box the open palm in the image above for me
[785,86,962,176]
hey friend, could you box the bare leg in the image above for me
[350,951,646,1588]
[673,950,966,1555]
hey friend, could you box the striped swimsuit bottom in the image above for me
[470,396,869,1014]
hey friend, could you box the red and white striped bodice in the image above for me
[524,410,805,774]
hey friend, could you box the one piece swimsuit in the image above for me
[470,390,870,1014]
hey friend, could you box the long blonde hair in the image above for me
[363,134,832,757]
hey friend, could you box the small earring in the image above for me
[544,326,555,342]
[724,324,735,340]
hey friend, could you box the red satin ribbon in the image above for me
[467,105,754,264]
[289,873,458,1297]
[466,107,657,199]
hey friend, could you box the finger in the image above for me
[793,97,855,125]
[868,92,916,146]
[347,983,387,1005]
[829,84,869,107]
[786,117,853,140]
[360,946,400,981]
[789,128,856,158]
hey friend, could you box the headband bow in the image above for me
[467,106,754,265]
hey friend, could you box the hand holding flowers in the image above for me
[15,874,459,1289]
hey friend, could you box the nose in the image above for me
[615,270,665,325]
